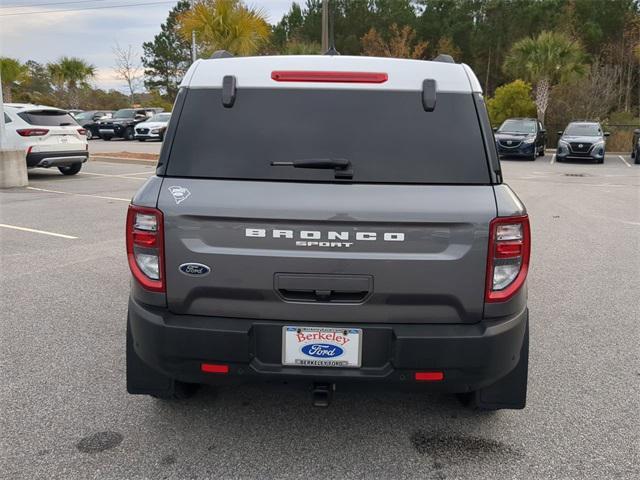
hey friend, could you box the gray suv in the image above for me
[126,55,531,410]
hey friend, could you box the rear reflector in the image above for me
[415,371,444,382]
[271,71,388,84]
[201,363,229,374]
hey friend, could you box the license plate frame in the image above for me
[282,326,362,368]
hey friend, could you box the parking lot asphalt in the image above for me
[88,138,162,156]
[1,154,638,480]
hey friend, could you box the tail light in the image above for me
[78,128,87,135]
[17,128,49,137]
[485,215,530,302]
[126,205,164,292]
[271,71,388,83]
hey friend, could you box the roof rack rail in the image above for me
[433,54,455,64]
[210,50,234,59]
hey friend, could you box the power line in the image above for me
[0,1,112,10]
[0,0,176,16]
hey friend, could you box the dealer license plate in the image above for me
[282,326,362,368]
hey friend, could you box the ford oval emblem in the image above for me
[301,343,344,358]
[179,263,211,276]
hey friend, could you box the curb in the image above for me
[90,156,158,166]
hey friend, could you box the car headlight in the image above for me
[558,139,569,147]
[592,140,605,148]
[522,136,536,144]
[151,129,160,134]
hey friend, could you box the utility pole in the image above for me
[190,0,197,62]
[321,0,329,52]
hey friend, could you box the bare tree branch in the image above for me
[113,43,142,105]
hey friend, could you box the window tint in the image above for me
[564,123,602,136]
[164,88,491,184]
[17,110,78,126]
[113,109,136,119]
[498,119,536,134]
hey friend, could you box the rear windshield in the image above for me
[164,88,491,184]
[18,110,78,126]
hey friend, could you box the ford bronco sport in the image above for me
[126,54,531,410]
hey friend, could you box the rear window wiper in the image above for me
[271,158,353,179]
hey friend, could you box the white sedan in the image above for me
[3,103,88,175]
[134,112,171,141]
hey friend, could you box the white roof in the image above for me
[181,55,482,93]
[4,103,64,112]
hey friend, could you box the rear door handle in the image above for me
[274,273,373,303]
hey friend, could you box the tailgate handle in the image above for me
[275,274,372,303]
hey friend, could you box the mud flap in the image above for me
[126,318,178,398]
[474,313,529,410]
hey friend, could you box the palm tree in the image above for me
[504,31,587,123]
[47,57,95,109]
[0,57,27,103]
[178,0,270,57]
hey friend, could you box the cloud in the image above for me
[0,1,292,90]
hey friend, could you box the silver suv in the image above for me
[126,54,531,410]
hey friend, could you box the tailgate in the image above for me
[159,179,496,324]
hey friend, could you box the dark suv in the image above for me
[557,122,609,163]
[631,129,640,164]
[73,110,113,140]
[98,108,162,140]
[493,118,546,160]
[126,55,530,410]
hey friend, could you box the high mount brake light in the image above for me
[17,128,49,137]
[485,215,530,303]
[126,205,165,292]
[271,71,388,84]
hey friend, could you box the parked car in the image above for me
[126,54,530,410]
[98,108,163,140]
[68,109,84,117]
[493,118,546,160]
[3,103,88,175]
[73,110,113,140]
[557,121,609,164]
[134,112,171,141]
[631,129,640,164]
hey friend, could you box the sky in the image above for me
[0,0,295,90]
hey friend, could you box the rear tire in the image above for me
[86,129,93,140]
[635,149,640,164]
[126,316,199,400]
[58,163,82,175]
[458,316,529,411]
[102,135,112,141]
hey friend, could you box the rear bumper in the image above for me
[128,297,528,392]
[26,150,88,168]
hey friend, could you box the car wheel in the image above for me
[58,163,82,175]
[86,129,93,140]
[635,149,640,164]
[102,135,112,141]
[124,127,135,141]
[138,138,145,142]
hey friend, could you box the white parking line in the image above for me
[27,187,130,202]
[550,154,556,164]
[618,155,631,167]
[0,223,77,239]
[79,172,148,180]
